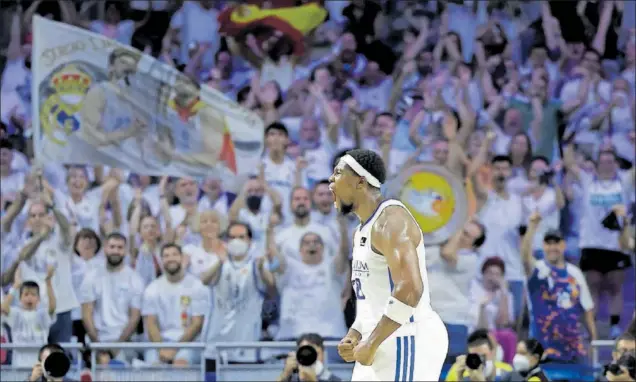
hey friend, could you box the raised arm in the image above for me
[354,206,423,365]
[521,212,541,276]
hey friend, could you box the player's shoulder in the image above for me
[373,200,417,231]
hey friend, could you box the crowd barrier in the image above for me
[0,339,617,381]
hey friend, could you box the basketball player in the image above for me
[331,149,448,381]
[78,48,149,169]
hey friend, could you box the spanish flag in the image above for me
[218,2,328,56]
[168,98,237,174]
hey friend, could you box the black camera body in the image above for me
[537,170,555,185]
[606,353,636,380]
[466,353,485,370]
[43,351,71,380]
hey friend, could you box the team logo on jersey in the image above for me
[180,296,191,307]
[39,63,96,146]
[359,237,367,246]
[385,163,468,245]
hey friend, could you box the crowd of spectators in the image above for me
[0,0,635,380]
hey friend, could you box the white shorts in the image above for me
[352,313,448,382]
[144,348,200,365]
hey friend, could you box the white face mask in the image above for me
[513,354,531,372]
[227,238,249,257]
[484,360,495,377]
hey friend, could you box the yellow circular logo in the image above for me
[400,172,455,233]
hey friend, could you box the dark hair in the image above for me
[105,232,127,244]
[237,86,251,104]
[481,256,506,275]
[38,343,65,361]
[161,242,182,256]
[310,64,333,82]
[491,155,513,165]
[313,179,330,192]
[467,329,494,349]
[20,281,40,297]
[73,228,102,256]
[531,155,550,167]
[507,132,533,172]
[227,221,253,239]
[297,333,324,350]
[375,112,395,123]
[345,149,387,185]
[523,338,545,361]
[471,221,486,249]
[108,48,139,66]
[585,47,602,61]
[265,122,289,137]
[0,138,13,150]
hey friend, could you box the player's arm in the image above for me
[367,206,423,347]
[521,212,540,276]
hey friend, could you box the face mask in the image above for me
[513,354,531,372]
[227,238,249,257]
[484,360,495,377]
[246,195,262,211]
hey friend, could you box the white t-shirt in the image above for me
[169,2,220,69]
[237,203,272,253]
[522,188,561,251]
[55,188,102,233]
[478,192,525,281]
[275,222,337,260]
[203,258,266,361]
[426,246,480,326]
[468,280,515,333]
[182,243,221,279]
[19,229,78,313]
[276,257,347,340]
[3,307,55,367]
[262,155,304,221]
[578,171,633,251]
[79,265,144,341]
[142,273,210,341]
[133,245,163,287]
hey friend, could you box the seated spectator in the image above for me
[521,213,597,363]
[1,265,56,367]
[445,329,513,381]
[142,243,209,366]
[469,257,516,363]
[278,333,342,382]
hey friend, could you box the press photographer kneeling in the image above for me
[600,333,636,382]
[278,333,341,382]
[28,344,73,382]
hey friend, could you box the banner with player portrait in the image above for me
[385,163,468,245]
[31,16,264,179]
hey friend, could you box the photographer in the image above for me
[502,339,549,382]
[521,155,565,260]
[278,333,341,382]
[445,329,513,381]
[600,333,636,382]
[28,343,73,382]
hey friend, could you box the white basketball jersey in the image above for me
[351,199,432,337]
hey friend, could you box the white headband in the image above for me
[342,154,382,188]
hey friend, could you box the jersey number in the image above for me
[352,278,366,300]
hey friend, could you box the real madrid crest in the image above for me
[385,163,468,245]
[180,295,191,307]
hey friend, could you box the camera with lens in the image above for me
[466,353,485,370]
[537,169,555,185]
[42,351,71,380]
[606,353,636,380]
[296,345,318,368]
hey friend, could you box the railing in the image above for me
[0,339,618,381]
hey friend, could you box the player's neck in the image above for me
[268,150,285,163]
[354,192,384,224]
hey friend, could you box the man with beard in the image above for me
[275,187,336,261]
[473,155,525,321]
[521,213,597,363]
[142,243,209,366]
[77,48,149,169]
[79,232,144,361]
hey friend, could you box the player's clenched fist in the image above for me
[337,336,359,362]
[353,340,377,366]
